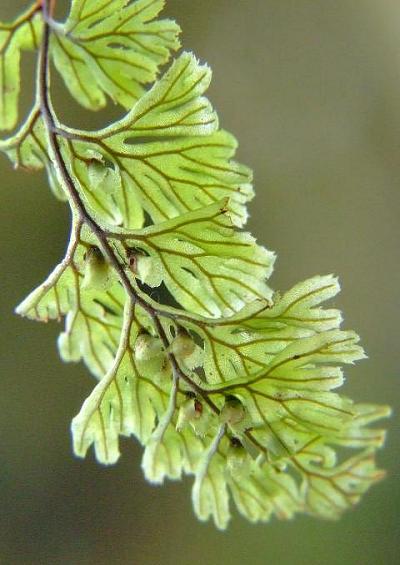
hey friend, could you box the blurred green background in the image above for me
[1,1,399,564]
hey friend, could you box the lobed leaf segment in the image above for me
[0,0,390,529]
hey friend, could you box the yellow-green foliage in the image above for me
[0,0,390,529]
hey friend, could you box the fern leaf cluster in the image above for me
[0,0,390,529]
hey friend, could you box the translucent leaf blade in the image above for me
[187,275,345,385]
[52,0,181,110]
[296,448,387,519]
[60,53,253,228]
[123,200,275,317]
[0,6,42,130]
[229,463,302,522]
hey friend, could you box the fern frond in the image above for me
[51,0,181,110]
[0,0,390,529]
[0,3,43,130]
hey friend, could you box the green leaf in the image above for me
[185,274,345,385]
[228,462,302,522]
[295,447,387,519]
[217,329,365,439]
[58,52,253,228]
[51,0,180,110]
[334,403,391,449]
[0,4,43,130]
[119,200,275,317]
[191,427,303,528]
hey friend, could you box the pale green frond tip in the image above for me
[52,0,181,110]
[0,5,43,130]
[1,0,390,530]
